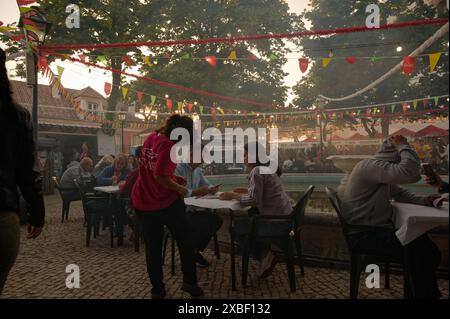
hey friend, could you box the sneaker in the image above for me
[195,252,210,268]
[151,288,166,299]
[258,251,277,279]
[182,283,204,298]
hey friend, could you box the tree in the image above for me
[2,0,168,117]
[292,0,449,137]
[130,0,303,112]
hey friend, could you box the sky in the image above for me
[1,0,310,104]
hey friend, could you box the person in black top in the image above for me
[0,48,45,295]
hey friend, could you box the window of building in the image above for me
[87,102,99,115]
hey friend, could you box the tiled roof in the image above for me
[10,80,99,127]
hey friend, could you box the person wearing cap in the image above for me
[342,135,442,299]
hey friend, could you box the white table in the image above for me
[94,185,120,194]
[184,196,248,291]
[392,202,449,246]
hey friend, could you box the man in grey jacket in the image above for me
[342,135,442,299]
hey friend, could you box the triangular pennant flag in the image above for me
[0,26,18,32]
[269,53,278,60]
[17,0,37,5]
[122,55,132,66]
[166,99,172,112]
[228,51,237,60]
[10,34,25,41]
[177,101,183,111]
[391,104,396,113]
[180,53,190,60]
[136,91,143,103]
[322,58,331,67]
[199,105,204,114]
[299,58,309,73]
[247,53,258,61]
[96,55,107,63]
[121,87,128,99]
[370,56,382,62]
[19,7,33,13]
[434,96,439,106]
[104,83,112,96]
[381,106,385,114]
[345,56,356,64]
[422,98,429,108]
[24,24,39,33]
[56,65,64,77]
[429,53,441,72]
[150,95,156,105]
[205,56,217,67]
[187,103,193,113]
[402,56,415,76]
[402,102,409,112]
[143,56,151,66]
[412,100,418,111]
[218,108,225,114]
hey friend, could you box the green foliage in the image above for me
[292,0,449,134]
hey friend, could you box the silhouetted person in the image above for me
[0,48,45,295]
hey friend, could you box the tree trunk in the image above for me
[107,57,122,120]
[381,117,390,138]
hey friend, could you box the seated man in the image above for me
[59,157,94,201]
[342,135,442,299]
[175,150,223,268]
[97,154,130,186]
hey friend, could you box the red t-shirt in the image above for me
[131,132,179,211]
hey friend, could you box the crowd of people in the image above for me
[0,45,448,299]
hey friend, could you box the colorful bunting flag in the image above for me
[166,99,172,112]
[199,105,204,114]
[269,53,278,60]
[180,53,190,60]
[122,55,132,66]
[205,56,217,67]
[17,0,37,5]
[412,100,418,111]
[402,102,409,112]
[228,51,237,60]
[422,98,429,108]
[143,56,151,66]
[121,87,128,99]
[56,65,64,77]
[429,53,441,72]
[136,91,143,103]
[96,55,107,63]
[79,54,87,63]
[150,95,156,105]
[104,83,112,96]
[322,58,331,67]
[391,105,396,113]
[402,56,415,76]
[247,53,258,61]
[299,58,309,73]
[187,103,193,113]
[434,96,439,106]
[177,102,183,111]
[345,56,356,64]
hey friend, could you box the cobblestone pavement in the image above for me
[2,195,448,299]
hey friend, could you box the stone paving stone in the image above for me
[1,194,448,299]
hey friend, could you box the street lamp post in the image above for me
[118,113,127,153]
[19,7,51,141]
[314,97,327,149]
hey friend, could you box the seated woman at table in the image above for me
[92,155,114,178]
[96,154,130,186]
[175,145,223,268]
[342,135,442,299]
[220,142,291,279]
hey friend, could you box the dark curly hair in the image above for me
[0,48,14,110]
[156,114,194,142]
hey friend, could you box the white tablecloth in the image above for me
[392,202,449,246]
[94,185,120,194]
[184,196,245,211]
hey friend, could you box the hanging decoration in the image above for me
[429,52,441,72]
[402,56,415,76]
[104,82,112,96]
[205,56,217,67]
[299,58,309,73]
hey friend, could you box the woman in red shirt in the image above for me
[131,114,204,299]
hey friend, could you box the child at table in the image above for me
[220,142,292,278]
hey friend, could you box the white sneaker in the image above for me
[258,251,277,279]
